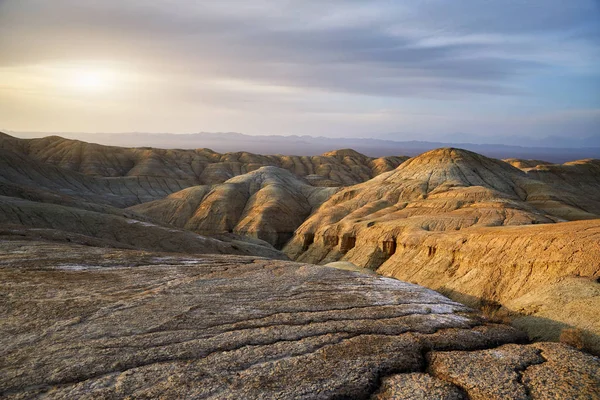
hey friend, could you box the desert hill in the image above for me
[0,196,284,259]
[0,139,285,258]
[130,166,337,248]
[523,158,600,200]
[285,148,600,250]
[506,157,600,205]
[0,147,191,208]
[2,135,600,356]
[284,148,600,350]
[0,132,407,187]
[2,240,598,399]
[503,158,553,170]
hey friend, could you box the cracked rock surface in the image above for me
[1,241,598,399]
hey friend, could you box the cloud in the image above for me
[0,0,598,140]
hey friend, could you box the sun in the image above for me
[71,69,115,92]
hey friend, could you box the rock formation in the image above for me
[523,158,600,201]
[285,148,600,350]
[0,196,285,259]
[1,241,598,399]
[130,166,337,248]
[0,147,192,208]
[0,132,407,187]
[503,158,553,170]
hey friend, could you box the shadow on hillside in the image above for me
[438,287,600,357]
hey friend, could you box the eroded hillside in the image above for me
[2,135,600,358]
[130,166,337,248]
[0,132,407,187]
[284,148,600,351]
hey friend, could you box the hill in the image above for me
[130,166,337,248]
[284,148,600,350]
[0,132,407,187]
[9,130,600,162]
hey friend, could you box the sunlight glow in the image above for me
[70,69,116,92]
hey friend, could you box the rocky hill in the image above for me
[130,166,337,248]
[2,241,598,399]
[523,158,600,200]
[284,148,600,350]
[0,147,192,208]
[503,158,553,170]
[0,132,407,187]
[0,196,284,259]
[2,133,600,365]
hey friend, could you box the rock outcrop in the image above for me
[0,133,407,187]
[285,149,600,350]
[2,241,598,399]
[130,167,337,248]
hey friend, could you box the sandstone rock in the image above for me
[372,373,466,399]
[5,241,597,399]
[325,261,377,275]
[130,167,337,248]
[426,342,600,400]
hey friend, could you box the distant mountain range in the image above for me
[8,130,600,163]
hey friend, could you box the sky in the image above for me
[0,0,599,145]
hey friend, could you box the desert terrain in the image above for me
[1,132,599,398]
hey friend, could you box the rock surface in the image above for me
[0,133,407,187]
[2,241,598,399]
[130,166,337,248]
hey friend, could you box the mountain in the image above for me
[0,133,285,258]
[130,166,337,248]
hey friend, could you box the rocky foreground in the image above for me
[1,241,598,399]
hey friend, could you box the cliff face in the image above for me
[0,133,407,187]
[130,166,338,248]
[285,149,600,350]
[2,241,598,399]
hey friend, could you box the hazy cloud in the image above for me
[0,0,598,142]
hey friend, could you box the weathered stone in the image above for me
[1,241,522,399]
